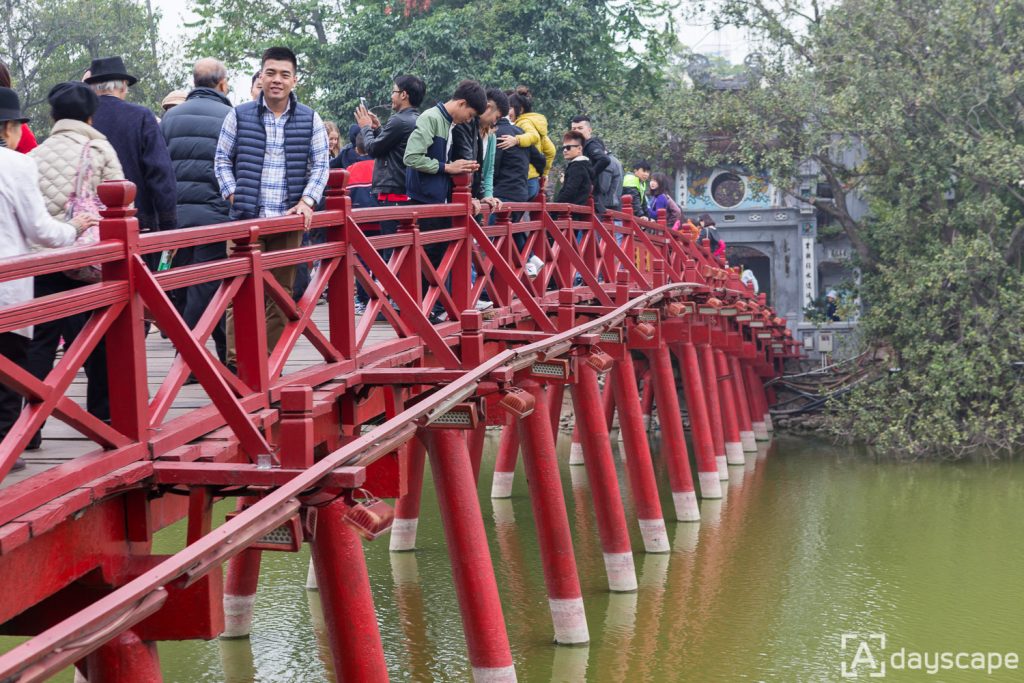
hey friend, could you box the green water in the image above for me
[16,434,1024,681]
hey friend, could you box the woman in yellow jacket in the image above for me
[497,86,555,200]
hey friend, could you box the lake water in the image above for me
[16,433,1024,681]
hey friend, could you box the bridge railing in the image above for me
[0,167,800,681]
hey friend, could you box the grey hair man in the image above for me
[159,57,235,363]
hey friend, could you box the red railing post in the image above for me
[97,181,147,442]
[324,169,355,358]
[228,227,269,394]
[451,174,473,316]
[278,386,314,469]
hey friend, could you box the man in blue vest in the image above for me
[214,46,329,367]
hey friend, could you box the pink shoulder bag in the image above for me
[63,141,106,283]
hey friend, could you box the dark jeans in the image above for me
[183,241,227,363]
[0,333,28,439]
[25,272,110,427]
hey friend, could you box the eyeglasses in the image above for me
[392,89,403,95]
[562,144,581,151]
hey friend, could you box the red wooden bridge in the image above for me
[0,169,797,682]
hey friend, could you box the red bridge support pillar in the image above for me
[84,630,161,683]
[390,438,427,551]
[422,428,516,681]
[490,423,520,498]
[729,356,758,452]
[648,345,700,522]
[675,343,723,499]
[572,364,638,591]
[714,350,746,465]
[517,379,590,644]
[611,352,670,552]
[222,497,263,638]
[310,500,389,682]
[745,364,771,442]
[698,344,728,480]
[640,366,655,431]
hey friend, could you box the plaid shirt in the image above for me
[215,98,329,217]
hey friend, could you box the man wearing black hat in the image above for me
[86,56,177,238]
[161,58,234,364]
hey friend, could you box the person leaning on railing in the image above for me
[0,87,97,472]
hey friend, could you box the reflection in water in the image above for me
[550,644,590,682]
[305,590,336,680]
[46,433,1021,683]
[218,638,256,683]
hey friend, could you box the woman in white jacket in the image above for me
[24,81,123,452]
[0,87,94,472]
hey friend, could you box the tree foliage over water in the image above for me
[187,0,676,132]
[647,0,1024,457]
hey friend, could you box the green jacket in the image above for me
[403,103,454,203]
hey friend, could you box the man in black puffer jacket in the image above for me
[161,58,233,362]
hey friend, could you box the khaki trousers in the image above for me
[226,230,303,366]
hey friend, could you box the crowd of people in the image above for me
[0,46,728,469]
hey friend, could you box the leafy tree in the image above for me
[187,0,676,132]
[648,0,1024,457]
[0,0,178,131]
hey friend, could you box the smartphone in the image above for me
[359,96,368,109]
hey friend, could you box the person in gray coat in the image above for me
[161,58,233,363]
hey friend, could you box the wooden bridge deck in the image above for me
[4,306,396,489]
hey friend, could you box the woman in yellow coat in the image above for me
[497,86,555,200]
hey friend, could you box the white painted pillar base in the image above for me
[221,594,256,639]
[672,491,701,522]
[753,421,770,441]
[305,558,318,590]
[388,517,419,552]
[698,471,723,499]
[740,430,758,452]
[74,669,88,683]
[472,665,517,682]
[549,597,590,644]
[716,454,729,480]
[490,470,514,498]
[568,440,585,465]
[638,518,671,553]
[725,441,745,465]
[603,552,638,592]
